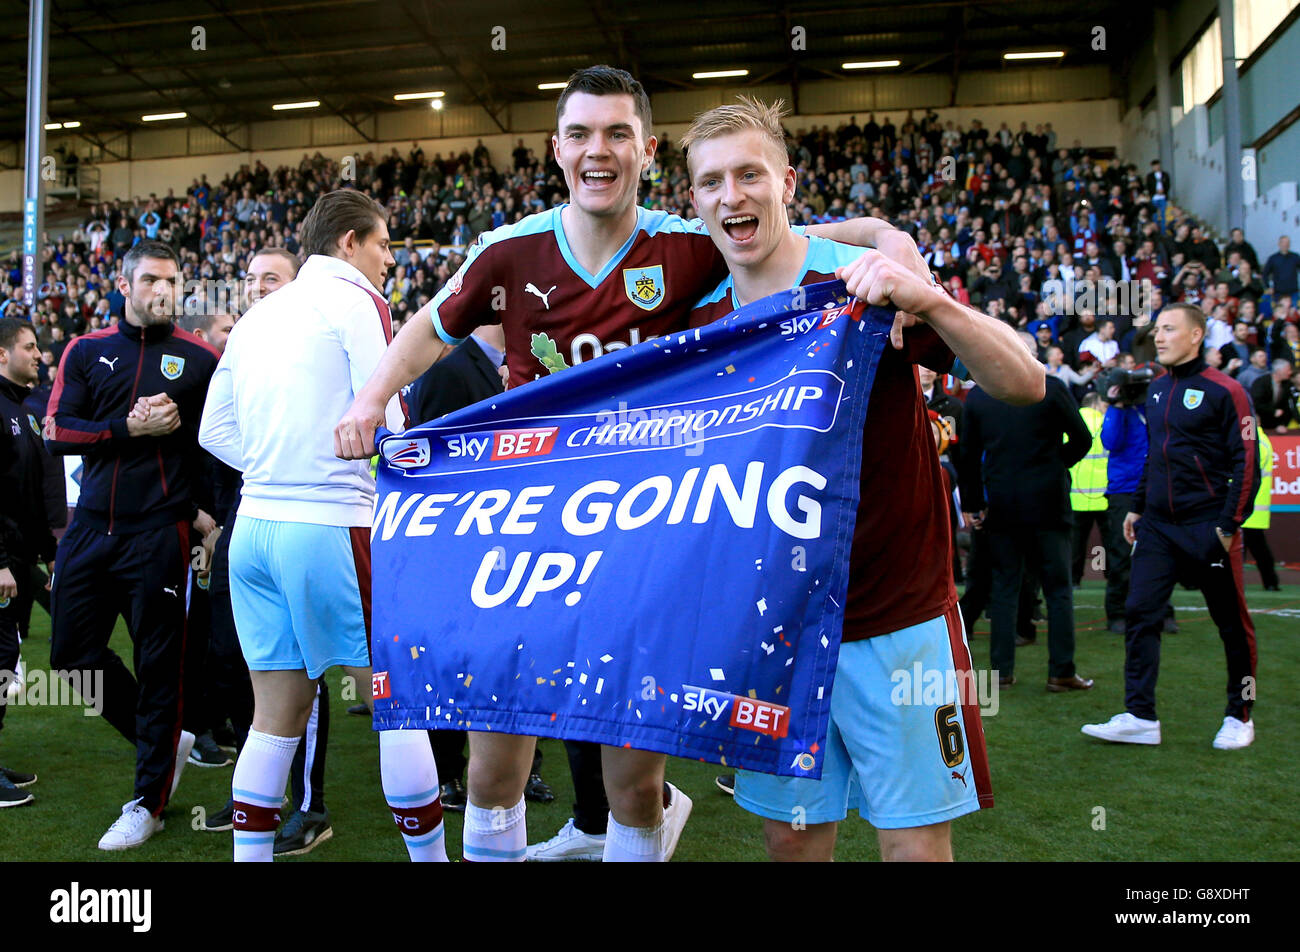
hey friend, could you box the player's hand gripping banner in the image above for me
[370,281,893,777]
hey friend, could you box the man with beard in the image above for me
[44,240,221,848]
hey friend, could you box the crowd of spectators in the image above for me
[4,109,1299,428]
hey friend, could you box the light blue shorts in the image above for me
[735,607,992,830]
[229,516,372,680]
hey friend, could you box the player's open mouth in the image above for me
[581,170,617,189]
[722,215,759,243]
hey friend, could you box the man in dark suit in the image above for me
[1250,359,1298,434]
[960,367,1095,691]
[405,327,508,427]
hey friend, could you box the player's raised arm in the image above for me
[334,300,453,459]
[837,249,1045,405]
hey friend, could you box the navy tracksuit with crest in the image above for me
[1125,354,1260,723]
[45,319,218,815]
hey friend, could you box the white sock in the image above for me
[603,814,666,862]
[231,729,298,862]
[379,730,448,862]
[463,798,526,862]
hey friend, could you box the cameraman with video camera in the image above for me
[1097,361,1172,634]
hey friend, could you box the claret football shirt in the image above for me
[429,205,728,388]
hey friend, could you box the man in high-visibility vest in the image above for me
[1242,427,1279,591]
[1070,392,1109,588]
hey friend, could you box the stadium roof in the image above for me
[2,0,1143,144]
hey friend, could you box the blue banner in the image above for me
[370,281,894,778]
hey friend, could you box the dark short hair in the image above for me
[250,246,302,277]
[1163,302,1207,336]
[177,308,234,335]
[0,316,36,352]
[298,189,386,258]
[121,239,180,284]
[556,65,653,138]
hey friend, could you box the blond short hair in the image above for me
[682,95,790,172]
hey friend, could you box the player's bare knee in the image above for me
[879,825,952,862]
[605,774,663,826]
[763,819,834,862]
[467,761,527,808]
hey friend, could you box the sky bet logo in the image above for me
[443,426,559,463]
[779,302,850,337]
[681,685,790,738]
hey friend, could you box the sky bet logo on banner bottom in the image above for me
[369,281,893,778]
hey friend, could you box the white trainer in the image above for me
[1212,716,1254,750]
[525,818,606,861]
[171,730,196,797]
[661,781,693,861]
[98,798,164,851]
[1081,712,1162,745]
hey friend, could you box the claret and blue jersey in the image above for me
[426,205,728,387]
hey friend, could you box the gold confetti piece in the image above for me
[748,689,757,699]
[463,674,473,687]
[725,364,735,374]
[536,677,546,685]
[409,646,419,660]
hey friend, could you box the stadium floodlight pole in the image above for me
[22,0,50,312]
[1217,0,1245,233]
[1152,5,1174,179]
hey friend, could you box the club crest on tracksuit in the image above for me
[623,266,665,311]
[1183,388,1204,410]
[161,355,185,380]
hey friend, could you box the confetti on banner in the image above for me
[369,281,894,778]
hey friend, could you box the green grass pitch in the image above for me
[3,579,1296,861]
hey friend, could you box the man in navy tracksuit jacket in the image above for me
[1084,303,1260,750]
[45,240,219,848]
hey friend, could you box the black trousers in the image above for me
[291,683,329,813]
[565,740,609,835]
[207,523,253,750]
[1124,517,1256,722]
[960,526,1037,640]
[0,557,36,736]
[1071,507,1109,586]
[50,519,192,815]
[28,562,51,621]
[182,571,213,736]
[988,524,1077,679]
[1104,494,1135,622]
[1243,528,1278,589]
